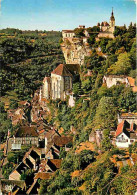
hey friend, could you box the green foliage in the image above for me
[107,52,132,75]
[59,148,67,159]
[84,53,104,71]
[0,102,12,142]
[97,85,111,98]
[47,171,71,194]
[118,87,136,112]
[72,82,83,96]
[84,154,116,194]
[87,26,100,33]
[0,30,64,98]
[7,145,30,164]
[55,187,82,195]
[74,28,84,37]
[9,99,18,109]
[99,38,111,53]
[93,97,117,130]
[114,26,127,37]
[2,163,14,179]
[82,78,92,93]
[76,150,96,170]
[39,180,50,195]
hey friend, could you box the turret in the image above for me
[110,8,115,27]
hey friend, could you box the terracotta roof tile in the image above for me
[51,64,72,77]
[127,77,135,87]
[116,121,125,137]
[53,136,73,147]
[15,126,38,137]
[116,120,131,137]
[127,77,137,92]
[34,172,53,180]
[47,159,62,169]
[39,129,45,135]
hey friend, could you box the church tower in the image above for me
[110,8,115,28]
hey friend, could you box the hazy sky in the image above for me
[0,0,136,30]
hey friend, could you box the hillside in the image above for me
[0,28,65,102]
[0,22,137,195]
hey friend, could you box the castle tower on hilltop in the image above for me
[110,8,115,28]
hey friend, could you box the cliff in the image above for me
[61,37,92,66]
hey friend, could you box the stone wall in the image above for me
[103,75,129,88]
[51,73,72,101]
[61,38,91,66]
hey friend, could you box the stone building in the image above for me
[62,30,75,40]
[97,8,115,39]
[11,126,39,150]
[115,120,137,148]
[43,77,51,99]
[103,75,137,92]
[43,64,73,101]
[103,75,129,88]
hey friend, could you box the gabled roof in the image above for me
[34,172,53,180]
[53,136,73,147]
[127,77,137,92]
[51,64,72,77]
[15,126,38,137]
[16,162,28,175]
[116,120,130,137]
[47,159,62,171]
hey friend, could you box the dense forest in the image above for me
[0,28,64,100]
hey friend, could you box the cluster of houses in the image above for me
[1,86,74,194]
[1,125,73,194]
[89,74,137,148]
[89,113,137,148]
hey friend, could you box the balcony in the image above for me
[116,139,128,143]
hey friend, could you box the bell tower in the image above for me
[110,8,115,28]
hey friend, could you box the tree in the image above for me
[107,52,132,75]
[114,26,127,37]
[74,28,84,37]
[73,82,83,96]
[93,97,117,130]
[118,87,136,112]
[82,78,92,93]
[78,150,95,169]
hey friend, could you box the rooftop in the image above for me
[120,113,137,118]
[47,159,62,171]
[53,136,73,147]
[15,126,38,137]
[51,64,72,77]
[34,172,53,180]
[116,120,137,137]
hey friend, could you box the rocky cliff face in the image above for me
[61,37,92,66]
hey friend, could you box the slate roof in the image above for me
[51,64,72,77]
